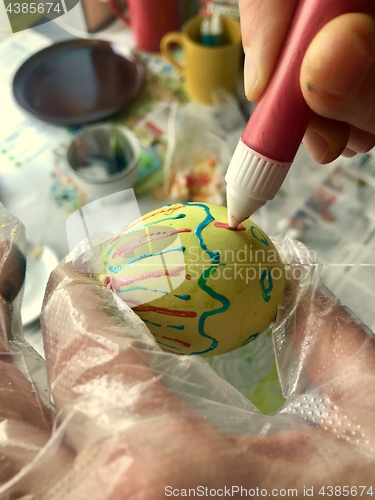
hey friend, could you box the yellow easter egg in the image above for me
[102,202,285,356]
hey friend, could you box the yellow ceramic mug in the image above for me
[160,15,242,104]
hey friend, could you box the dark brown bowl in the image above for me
[12,38,144,126]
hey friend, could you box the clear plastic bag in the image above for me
[1,203,375,498]
[163,95,246,205]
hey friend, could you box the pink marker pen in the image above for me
[225,0,369,227]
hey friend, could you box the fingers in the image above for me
[303,115,350,164]
[275,275,375,449]
[278,275,375,387]
[240,2,375,162]
[301,14,375,132]
[295,289,375,443]
[300,13,375,160]
[303,115,375,164]
[275,264,375,383]
[0,241,26,349]
[0,240,55,483]
[0,421,48,491]
[294,290,375,385]
[287,281,375,431]
[41,260,191,417]
[0,242,60,495]
[0,357,53,429]
[239,0,299,100]
[0,241,26,304]
[343,126,375,157]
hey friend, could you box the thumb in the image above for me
[240,0,299,101]
[301,13,375,134]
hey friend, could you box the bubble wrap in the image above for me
[1,203,375,498]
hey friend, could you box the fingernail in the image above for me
[342,147,356,158]
[304,130,331,164]
[244,48,258,98]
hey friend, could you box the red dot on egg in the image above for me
[186,274,192,280]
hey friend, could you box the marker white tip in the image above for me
[226,184,265,228]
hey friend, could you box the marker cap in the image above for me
[225,139,292,226]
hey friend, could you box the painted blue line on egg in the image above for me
[120,285,169,295]
[180,203,229,355]
[127,214,186,234]
[143,319,162,327]
[250,225,269,246]
[108,265,124,274]
[183,202,220,264]
[157,340,180,350]
[174,294,191,301]
[190,265,231,355]
[123,246,185,265]
[167,324,185,330]
[260,268,273,302]
[242,332,260,346]
[121,285,148,292]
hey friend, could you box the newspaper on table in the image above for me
[252,149,375,333]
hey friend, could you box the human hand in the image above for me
[239,0,375,163]
[0,210,67,493]
[1,211,375,497]
[28,245,375,495]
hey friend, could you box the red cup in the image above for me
[109,0,187,52]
